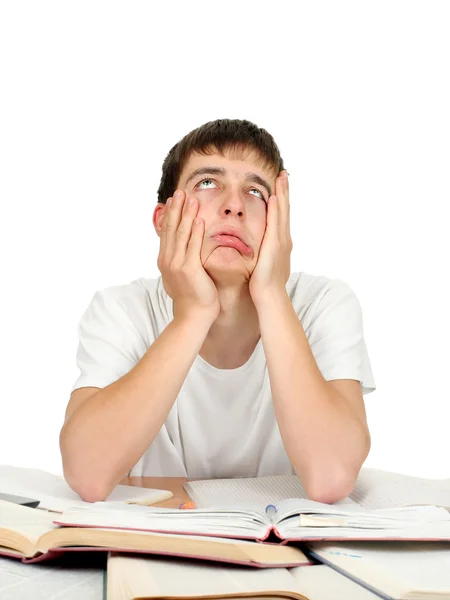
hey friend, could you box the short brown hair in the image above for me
[156,118,286,205]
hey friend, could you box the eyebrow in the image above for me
[184,167,272,198]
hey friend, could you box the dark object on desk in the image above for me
[0,492,40,508]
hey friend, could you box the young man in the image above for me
[60,119,376,504]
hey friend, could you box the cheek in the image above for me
[252,218,268,251]
[189,197,211,233]
[257,228,266,247]
[186,189,206,212]
[195,201,208,221]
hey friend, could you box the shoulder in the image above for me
[287,272,357,317]
[88,275,163,314]
[80,275,170,337]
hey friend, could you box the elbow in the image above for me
[63,468,113,503]
[72,482,111,503]
[306,480,353,504]
[305,430,372,504]
[60,428,114,503]
[302,467,360,504]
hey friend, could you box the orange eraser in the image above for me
[179,501,197,510]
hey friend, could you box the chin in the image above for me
[205,246,246,265]
[204,248,250,283]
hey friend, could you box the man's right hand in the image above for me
[157,189,220,322]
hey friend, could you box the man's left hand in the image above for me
[249,170,293,304]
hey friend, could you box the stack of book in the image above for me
[1,466,450,599]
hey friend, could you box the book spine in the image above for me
[0,548,29,562]
[22,549,64,563]
[26,546,306,568]
[272,526,285,541]
[256,526,274,542]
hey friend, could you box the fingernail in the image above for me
[167,198,172,207]
[188,197,194,206]
[174,190,182,199]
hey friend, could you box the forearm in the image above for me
[256,289,370,503]
[60,313,214,501]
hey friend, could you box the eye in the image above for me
[195,178,266,202]
[196,178,217,190]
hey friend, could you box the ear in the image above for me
[153,203,167,237]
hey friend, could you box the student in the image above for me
[60,118,376,503]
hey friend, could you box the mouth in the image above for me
[211,232,252,257]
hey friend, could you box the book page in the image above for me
[275,498,359,523]
[185,476,307,510]
[310,541,450,594]
[274,500,450,541]
[56,502,269,540]
[289,564,381,599]
[0,465,172,512]
[186,470,450,514]
[107,553,306,600]
[350,468,450,510]
[0,553,104,600]
[107,554,380,600]
[185,476,355,511]
[0,500,57,547]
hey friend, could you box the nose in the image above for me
[221,191,246,218]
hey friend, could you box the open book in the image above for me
[0,465,172,512]
[0,552,105,600]
[184,469,450,511]
[307,541,450,599]
[54,497,450,542]
[106,553,380,600]
[0,500,309,568]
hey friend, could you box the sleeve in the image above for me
[304,280,376,396]
[71,289,147,392]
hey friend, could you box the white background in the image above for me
[1,1,449,479]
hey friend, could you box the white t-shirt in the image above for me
[72,272,376,478]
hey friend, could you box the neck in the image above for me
[199,282,261,369]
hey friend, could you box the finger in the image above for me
[276,172,288,235]
[283,172,291,239]
[186,215,205,263]
[164,190,185,260]
[267,195,278,239]
[159,197,173,258]
[173,196,199,261]
[286,200,292,242]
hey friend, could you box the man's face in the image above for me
[154,148,278,284]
